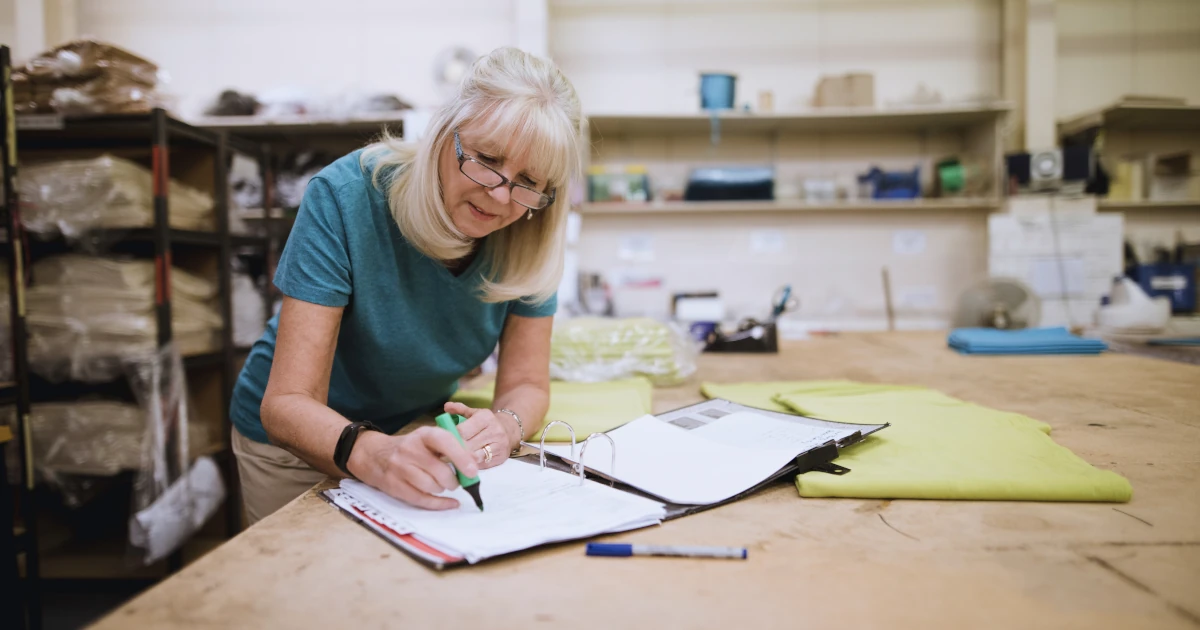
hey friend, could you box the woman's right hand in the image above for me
[346,427,480,510]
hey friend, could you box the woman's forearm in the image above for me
[491,381,550,444]
[261,393,368,478]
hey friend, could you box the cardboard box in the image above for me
[814,72,875,108]
[1148,152,1200,202]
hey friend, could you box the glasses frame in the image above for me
[454,131,556,212]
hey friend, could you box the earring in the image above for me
[526,209,533,220]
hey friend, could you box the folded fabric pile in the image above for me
[12,39,162,115]
[20,154,215,238]
[452,377,652,442]
[26,255,222,382]
[550,317,698,386]
[702,380,1132,502]
[948,327,1107,355]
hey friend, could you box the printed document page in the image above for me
[541,415,804,505]
[341,460,665,563]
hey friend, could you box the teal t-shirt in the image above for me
[230,149,556,443]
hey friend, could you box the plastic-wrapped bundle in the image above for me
[11,38,162,115]
[28,401,144,476]
[20,155,214,238]
[15,400,212,480]
[232,271,266,347]
[27,256,222,382]
[126,343,224,566]
[549,317,700,386]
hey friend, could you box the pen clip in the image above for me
[539,420,577,470]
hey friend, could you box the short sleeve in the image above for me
[510,291,558,318]
[273,177,352,307]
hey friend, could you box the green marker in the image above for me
[434,412,484,511]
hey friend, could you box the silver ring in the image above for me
[482,443,494,463]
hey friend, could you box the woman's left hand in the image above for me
[442,402,521,469]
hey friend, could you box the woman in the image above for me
[229,47,581,525]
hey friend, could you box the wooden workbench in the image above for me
[94,332,1200,629]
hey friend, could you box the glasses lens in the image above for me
[512,186,550,210]
[462,159,503,187]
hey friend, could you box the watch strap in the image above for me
[334,421,381,479]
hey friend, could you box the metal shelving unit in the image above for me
[192,114,403,255]
[2,45,274,628]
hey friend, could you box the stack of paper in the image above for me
[948,327,1107,355]
[334,460,665,564]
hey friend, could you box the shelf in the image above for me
[183,352,225,369]
[16,111,221,150]
[14,228,223,250]
[1058,102,1200,137]
[190,112,405,141]
[231,234,270,249]
[1097,200,1200,212]
[585,103,1011,136]
[36,534,227,581]
[114,228,221,247]
[579,198,1001,215]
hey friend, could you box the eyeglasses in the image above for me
[454,131,555,211]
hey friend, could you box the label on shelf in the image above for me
[892,230,927,255]
[15,114,64,130]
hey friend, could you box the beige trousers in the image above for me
[231,428,327,527]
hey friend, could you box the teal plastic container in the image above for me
[700,73,736,110]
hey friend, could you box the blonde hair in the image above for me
[363,47,582,304]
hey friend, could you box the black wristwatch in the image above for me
[333,421,382,479]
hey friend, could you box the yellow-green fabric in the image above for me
[451,378,652,442]
[702,381,1133,503]
[700,380,921,414]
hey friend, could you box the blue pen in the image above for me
[587,543,747,560]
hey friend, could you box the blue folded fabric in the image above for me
[948,327,1107,355]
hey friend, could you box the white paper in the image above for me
[1029,257,1086,297]
[896,285,939,310]
[340,460,664,563]
[892,230,927,255]
[542,415,805,505]
[690,411,850,452]
[618,234,655,262]
[749,229,785,255]
[988,212,1124,327]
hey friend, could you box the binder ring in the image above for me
[538,421,577,471]
[576,432,616,487]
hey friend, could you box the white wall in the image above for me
[551,0,1003,115]
[1058,0,1200,118]
[73,0,519,116]
[578,209,989,330]
[0,0,15,53]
